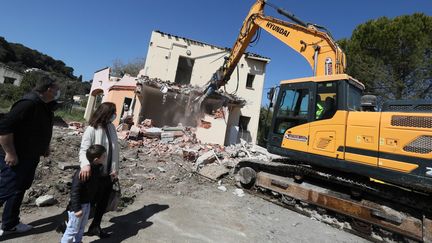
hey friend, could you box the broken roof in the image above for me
[136,75,246,107]
[154,30,271,62]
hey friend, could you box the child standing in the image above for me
[61,144,106,243]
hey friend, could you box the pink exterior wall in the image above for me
[84,67,140,124]
[89,68,137,97]
[106,88,136,126]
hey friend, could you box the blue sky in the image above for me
[1,0,431,101]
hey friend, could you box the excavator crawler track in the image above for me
[236,158,432,214]
[235,159,432,242]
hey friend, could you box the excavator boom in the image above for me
[216,0,346,89]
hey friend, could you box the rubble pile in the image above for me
[136,75,246,115]
[118,118,279,179]
[136,75,245,104]
[23,121,276,213]
[136,76,201,96]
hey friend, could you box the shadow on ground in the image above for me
[0,210,66,241]
[0,203,168,242]
[90,203,169,243]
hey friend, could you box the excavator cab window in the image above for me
[347,83,362,111]
[315,81,337,120]
[273,87,310,134]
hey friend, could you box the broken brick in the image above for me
[182,149,198,161]
[142,119,154,127]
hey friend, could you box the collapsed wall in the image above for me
[134,76,246,145]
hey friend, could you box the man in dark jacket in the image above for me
[0,74,60,236]
[61,145,105,243]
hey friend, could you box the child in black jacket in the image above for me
[61,144,106,243]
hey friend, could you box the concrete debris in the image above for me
[222,159,236,169]
[161,132,175,143]
[212,150,222,164]
[128,125,141,139]
[35,195,56,207]
[195,150,217,170]
[218,185,227,192]
[58,162,80,170]
[250,144,282,160]
[131,183,143,192]
[117,123,130,132]
[142,127,163,138]
[163,126,184,132]
[233,188,245,197]
[118,130,130,140]
[237,151,247,158]
[198,164,229,180]
[67,131,81,136]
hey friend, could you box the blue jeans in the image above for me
[0,155,39,230]
[61,203,91,243]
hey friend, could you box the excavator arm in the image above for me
[214,0,346,90]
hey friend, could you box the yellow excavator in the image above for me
[206,0,432,201]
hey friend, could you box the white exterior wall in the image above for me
[140,31,269,144]
[0,64,23,86]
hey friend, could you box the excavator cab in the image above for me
[267,73,432,193]
[267,74,364,157]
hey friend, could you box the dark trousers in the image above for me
[90,176,112,227]
[0,155,38,230]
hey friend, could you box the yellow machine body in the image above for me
[211,0,432,192]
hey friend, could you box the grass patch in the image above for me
[0,99,13,113]
[55,107,86,123]
[1,99,86,123]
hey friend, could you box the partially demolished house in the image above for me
[84,30,270,145]
[84,67,141,125]
[0,63,23,86]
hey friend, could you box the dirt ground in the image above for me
[1,181,368,243]
[0,125,370,242]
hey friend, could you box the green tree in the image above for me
[0,36,77,79]
[0,83,21,102]
[339,13,432,99]
[0,37,16,63]
[111,57,145,77]
[19,72,41,96]
[16,71,90,102]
